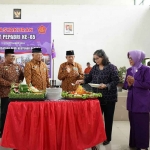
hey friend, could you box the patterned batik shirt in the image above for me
[0,62,24,97]
[58,62,84,91]
[24,59,50,90]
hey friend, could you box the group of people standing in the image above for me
[58,49,150,150]
[58,49,119,150]
[0,48,50,137]
[0,48,150,150]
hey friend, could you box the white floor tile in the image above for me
[87,121,133,150]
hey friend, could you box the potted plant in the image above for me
[117,66,126,91]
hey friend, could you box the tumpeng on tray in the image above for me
[9,84,46,101]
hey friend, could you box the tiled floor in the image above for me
[0,121,143,150]
[87,121,132,150]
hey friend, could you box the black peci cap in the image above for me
[66,50,74,56]
[5,49,14,55]
[32,48,42,53]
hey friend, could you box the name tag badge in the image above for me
[73,67,78,72]
[4,66,8,71]
[16,66,19,72]
[32,65,37,70]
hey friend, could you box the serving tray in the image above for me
[60,97,98,100]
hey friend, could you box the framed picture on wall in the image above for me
[64,22,74,35]
[13,9,21,19]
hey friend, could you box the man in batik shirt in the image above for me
[58,50,84,91]
[24,48,50,90]
[0,49,24,136]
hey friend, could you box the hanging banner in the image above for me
[0,23,51,77]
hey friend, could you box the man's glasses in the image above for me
[7,55,15,58]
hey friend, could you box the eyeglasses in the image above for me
[7,55,16,58]
[128,57,132,60]
[93,57,100,61]
[34,53,43,57]
[67,56,74,59]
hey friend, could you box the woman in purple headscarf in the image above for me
[123,50,150,150]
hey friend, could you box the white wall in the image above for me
[0,0,133,5]
[1,0,150,6]
[135,0,150,5]
[0,5,150,85]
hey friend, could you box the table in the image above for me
[1,99,106,150]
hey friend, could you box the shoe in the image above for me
[129,146,136,149]
[103,140,110,145]
[91,146,98,150]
